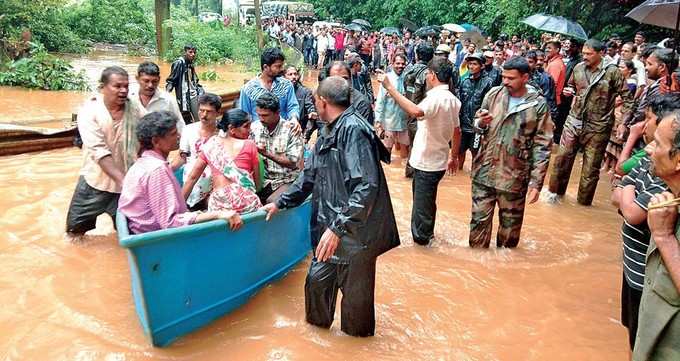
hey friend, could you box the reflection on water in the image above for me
[0,148,627,360]
[0,50,254,125]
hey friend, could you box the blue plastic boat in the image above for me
[116,201,311,347]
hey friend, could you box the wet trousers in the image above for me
[548,125,609,206]
[469,182,526,248]
[404,117,418,177]
[66,176,119,234]
[305,251,377,337]
[412,169,445,245]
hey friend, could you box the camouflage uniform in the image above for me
[470,85,553,248]
[402,61,429,177]
[548,61,632,205]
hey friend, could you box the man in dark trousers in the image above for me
[261,76,400,337]
[166,44,202,124]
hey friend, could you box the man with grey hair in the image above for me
[261,76,399,337]
[634,110,680,359]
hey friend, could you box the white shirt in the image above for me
[179,122,214,206]
[317,34,329,52]
[632,59,647,87]
[129,87,185,133]
[410,85,461,172]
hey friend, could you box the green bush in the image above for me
[65,0,155,48]
[164,15,259,69]
[0,0,88,54]
[0,44,89,91]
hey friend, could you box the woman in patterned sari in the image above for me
[182,109,262,214]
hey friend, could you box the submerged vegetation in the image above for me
[0,44,89,91]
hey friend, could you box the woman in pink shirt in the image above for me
[182,109,262,214]
[119,111,242,234]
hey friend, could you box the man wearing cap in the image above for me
[457,52,494,170]
[434,44,460,96]
[348,53,374,104]
[482,50,502,86]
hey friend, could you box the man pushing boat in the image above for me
[261,76,400,337]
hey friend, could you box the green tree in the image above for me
[65,0,155,48]
[0,0,87,53]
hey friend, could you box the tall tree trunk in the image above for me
[254,0,264,50]
[154,0,171,57]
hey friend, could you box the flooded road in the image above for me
[0,51,254,125]
[0,146,627,360]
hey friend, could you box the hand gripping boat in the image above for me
[116,200,311,347]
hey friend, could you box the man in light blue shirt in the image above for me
[375,54,409,158]
[239,47,300,125]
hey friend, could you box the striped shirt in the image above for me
[251,119,303,189]
[239,76,300,123]
[118,150,197,234]
[618,155,668,291]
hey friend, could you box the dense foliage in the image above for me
[65,0,155,49]
[311,0,672,41]
[164,12,260,68]
[0,44,89,91]
[0,0,88,54]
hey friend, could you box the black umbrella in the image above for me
[352,19,371,28]
[400,17,418,32]
[380,27,402,36]
[345,23,364,32]
[414,25,442,38]
[521,13,588,40]
[626,0,680,44]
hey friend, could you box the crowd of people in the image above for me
[63,22,680,358]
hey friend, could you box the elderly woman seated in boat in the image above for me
[118,111,243,234]
[181,108,262,213]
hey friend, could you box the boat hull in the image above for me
[116,201,311,347]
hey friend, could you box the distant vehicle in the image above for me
[198,12,224,23]
[262,1,316,23]
[239,6,256,26]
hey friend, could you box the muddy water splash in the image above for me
[0,50,254,126]
[0,147,627,360]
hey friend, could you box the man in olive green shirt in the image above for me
[635,111,680,360]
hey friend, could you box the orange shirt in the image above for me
[545,55,566,105]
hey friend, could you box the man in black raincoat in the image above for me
[166,44,202,124]
[261,76,400,337]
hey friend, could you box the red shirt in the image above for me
[334,31,345,50]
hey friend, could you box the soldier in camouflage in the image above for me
[469,56,553,248]
[402,44,434,178]
[547,39,633,206]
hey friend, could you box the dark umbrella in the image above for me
[414,25,442,38]
[345,23,364,32]
[626,0,680,43]
[400,17,418,32]
[521,13,588,41]
[352,19,371,28]
[380,27,402,36]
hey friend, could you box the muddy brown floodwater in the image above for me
[0,143,627,360]
[0,50,255,125]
